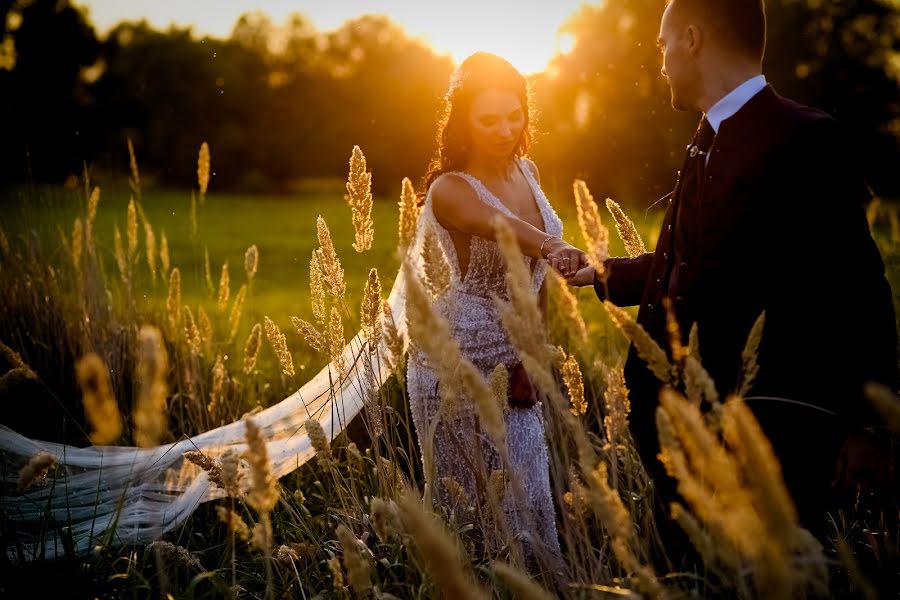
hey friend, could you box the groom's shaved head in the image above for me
[667,0,766,62]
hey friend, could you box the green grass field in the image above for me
[0,181,663,376]
[2,180,896,385]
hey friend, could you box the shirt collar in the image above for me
[705,75,768,133]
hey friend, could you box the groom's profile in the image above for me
[574,0,898,555]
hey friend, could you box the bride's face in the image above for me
[466,89,525,160]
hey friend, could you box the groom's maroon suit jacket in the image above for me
[594,85,897,500]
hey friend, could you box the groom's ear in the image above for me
[685,24,704,57]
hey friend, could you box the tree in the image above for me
[532,0,900,207]
[0,0,100,183]
[91,21,270,189]
[766,0,900,194]
[532,0,695,208]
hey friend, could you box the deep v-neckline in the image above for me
[461,158,548,234]
[448,158,548,285]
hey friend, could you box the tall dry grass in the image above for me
[0,145,897,599]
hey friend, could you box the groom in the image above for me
[570,0,897,548]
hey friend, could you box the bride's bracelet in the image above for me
[539,235,558,259]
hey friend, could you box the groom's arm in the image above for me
[593,253,653,307]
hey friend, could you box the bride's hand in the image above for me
[566,265,596,287]
[544,238,589,278]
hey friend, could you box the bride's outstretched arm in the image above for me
[431,174,588,277]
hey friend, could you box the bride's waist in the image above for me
[434,297,504,324]
[442,288,509,303]
[422,296,514,343]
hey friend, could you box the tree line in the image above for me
[0,0,897,202]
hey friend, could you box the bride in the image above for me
[406,52,588,571]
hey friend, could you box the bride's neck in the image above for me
[465,151,517,180]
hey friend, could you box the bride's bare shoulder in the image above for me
[430,173,479,215]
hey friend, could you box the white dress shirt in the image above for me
[705,74,768,134]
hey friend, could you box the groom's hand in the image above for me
[545,239,589,278]
[566,265,596,287]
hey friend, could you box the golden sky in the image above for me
[77,1,592,74]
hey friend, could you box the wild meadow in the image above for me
[1,143,899,599]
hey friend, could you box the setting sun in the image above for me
[79,0,590,74]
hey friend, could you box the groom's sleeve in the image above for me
[593,253,653,307]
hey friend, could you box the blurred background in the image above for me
[0,0,898,204]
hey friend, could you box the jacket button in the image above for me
[647,303,654,311]
[675,296,684,304]
[667,224,672,232]
[680,261,688,269]
[663,252,669,260]
[656,278,662,287]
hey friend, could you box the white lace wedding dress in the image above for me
[407,157,564,566]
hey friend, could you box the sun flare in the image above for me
[407,3,586,74]
[80,0,590,74]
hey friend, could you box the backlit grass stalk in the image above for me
[335,524,373,595]
[573,179,610,272]
[328,307,348,379]
[197,142,210,202]
[398,176,421,255]
[229,284,247,342]
[134,325,169,447]
[127,138,140,199]
[604,301,676,385]
[547,269,588,344]
[345,145,374,253]
[244,244,258,283]
[605,198,647,257]
[263,316,294,378]
[561,352,587,416]
[18,451,57,492]
[217,261,230,312]
[160,231,170,279]
[360,268,382,353]
[309,250,326,324]
[243,415,277,598]
[738,311,766,397]
[76,352,122,445]
[316,216,346,299]
[243,323,262,375]
[166,268,182,332]
[421,223,451,298]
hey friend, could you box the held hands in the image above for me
[566,265,597,287]
[542,237,589,279]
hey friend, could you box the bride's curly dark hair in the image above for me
[419,52,533,203]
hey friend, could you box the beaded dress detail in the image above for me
[407,158,564,565]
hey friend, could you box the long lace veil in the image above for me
[0,208,442,561]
